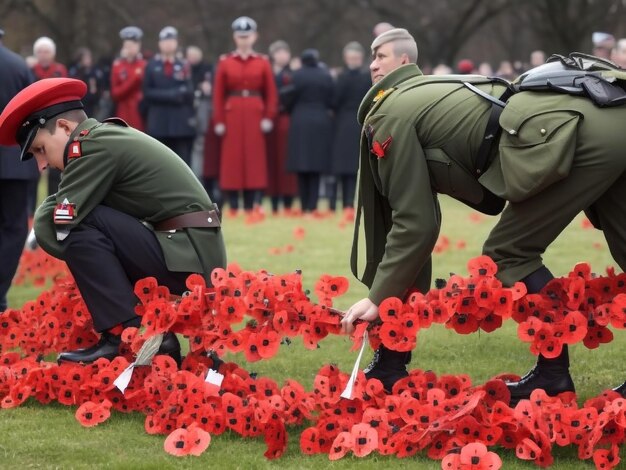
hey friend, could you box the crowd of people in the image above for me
[5,21,626,219]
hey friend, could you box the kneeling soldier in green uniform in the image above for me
[340,28,626,402]
[0,78,227,365]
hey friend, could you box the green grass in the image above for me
[3,196,624,469]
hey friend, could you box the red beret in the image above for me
[0,78,86,159]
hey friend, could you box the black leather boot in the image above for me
[364,346,411,393]
[158,332,182,368]
[507,346,575,406]
[612,381,626,398]
[58,332,122,364]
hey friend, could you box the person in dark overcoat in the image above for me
[143,26,196,166]
[0,30,37,311]
[329,41,371,212]
[286,49,334,213]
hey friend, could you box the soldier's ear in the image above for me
[400,53,410,65]
[56,118,78,137]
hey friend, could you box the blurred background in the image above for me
[2,0,626,69]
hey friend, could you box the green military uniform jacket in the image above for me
[352,63,625,302]
[34,118,226,282]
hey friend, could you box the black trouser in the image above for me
[0,180,30,311]
[61,206,191,332]
[297,172,320,213]
[328,174,357,211]
[270,195,294,212]
[158,137,194,167]
[226,190,258,211]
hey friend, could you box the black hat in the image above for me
[119,26,143,41]
[232,16,257,35]
[159,26,178,41]
[300,48,320,66]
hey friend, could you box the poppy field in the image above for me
[2,197,624,469]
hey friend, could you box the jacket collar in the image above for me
[357,63,422,124]
[63,118,99,167]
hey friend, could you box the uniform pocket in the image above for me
[488,105,581,202]
[424,148,485,205]
[154,230,203,273]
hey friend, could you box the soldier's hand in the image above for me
[340,298,379,335]
[260,118,273,133]
[214,123,226,136]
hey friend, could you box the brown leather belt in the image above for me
[153,210,221,231]
[228,90,261,97]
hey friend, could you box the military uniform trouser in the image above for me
[61,205,192,332]
[484,101,626,286]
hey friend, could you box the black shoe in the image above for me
[364,346,411,393]
[507,365,575,406]
[506,346,574,406]
[612,381,626,398]
[58,332,121,364]
[158,332,182,368]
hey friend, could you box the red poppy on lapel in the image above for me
[371,136,392,159]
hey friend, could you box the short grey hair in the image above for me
[370,28,417,63]
[343,41,364,55]
[33,36,56,55]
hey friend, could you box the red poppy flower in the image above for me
[75,400,111,427]
[467,255,498,278]
[350,423,378,457]
[459,442,502,469]
[593,443,621,470]
[378,297,403,322]
[134,277,159,305]
[314,275,349,300]
[379,321,416,352]
[1,383,32,409]
[518,316,543,343]
[329,431,353,460]
[583,324,614,349]
[480,313,503,333]
[217,296,246,324]
[263,418,287,459]
[300,426,322,454]
[447,312,480,335]
[559,310,588,344]
[609,294,626,329]
[164,425,211,457]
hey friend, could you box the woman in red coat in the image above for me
[212,16,278,213]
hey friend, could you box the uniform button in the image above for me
[207,217,213,223]
[167,235,172,239]
[508,129,517,135]
[540,128,547,135]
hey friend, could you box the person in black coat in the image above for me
[329,41,371,212]
[286,49,334,213]
[0,30,38,311]
[143,26,196,166]
[68,47,107,117]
